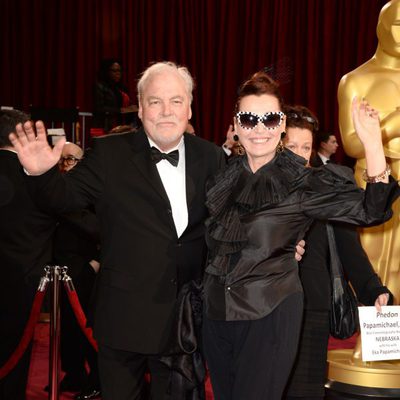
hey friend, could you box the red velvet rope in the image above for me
[0,274,98,379]
[64,283,98,352]
[0,289,47,379]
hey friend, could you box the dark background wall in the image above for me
[0,0,388,160]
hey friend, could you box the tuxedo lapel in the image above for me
[310,153,324,168]
[184,134,203,210]
[127,130,171,205]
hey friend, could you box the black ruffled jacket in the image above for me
[204,150,399,321]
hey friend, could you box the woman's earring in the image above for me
[276,132,286,152]
[233,133,245,156]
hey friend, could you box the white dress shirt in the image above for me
[148,137,188,237]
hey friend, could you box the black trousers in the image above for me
[60,264,99,388]
[285,309,330,399]
[203,292,303,400]
[0,344,32,400]
[98,344,172,400]
[0,282,36,400]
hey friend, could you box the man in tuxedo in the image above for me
[0,109,56,400]
[9,62,225,400]
[311,131,339,166]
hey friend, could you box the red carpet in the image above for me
[26,322,357,400]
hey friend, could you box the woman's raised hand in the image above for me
[351,96,388,180]
[351,96,381,147]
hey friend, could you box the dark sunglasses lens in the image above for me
[239,113,258,129]
[262,113,281,129]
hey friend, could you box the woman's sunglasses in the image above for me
[236,111,284,131]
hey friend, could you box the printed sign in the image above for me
[358,306,400,361]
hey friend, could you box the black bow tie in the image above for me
[150,147,179,167]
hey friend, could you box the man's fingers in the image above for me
[10,121,49,148]
[8,132,21,150]
[13,122,30,146]
[23,120,37,141]
[53,136,66,156]
[35,120,48,141]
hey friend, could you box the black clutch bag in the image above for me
[326,224,359,339]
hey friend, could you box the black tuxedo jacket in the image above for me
[0,151,56,292]
[31,130,225,353]
[0,150,56,365]
[310,153,324,167]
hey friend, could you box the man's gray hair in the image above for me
[137,61,195,103]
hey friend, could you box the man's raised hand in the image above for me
[9,120,65,175]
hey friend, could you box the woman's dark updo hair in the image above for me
[235,71,284,113]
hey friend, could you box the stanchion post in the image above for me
[48,266,63,400]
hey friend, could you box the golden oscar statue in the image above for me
[327,1,400,397]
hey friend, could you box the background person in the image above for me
[222,124,245,157]
[311,130,339,166]
[283,105,391,400]
[0,109,57,400]
[59,142,84,172]
[92,58,138,133]
[55,142,101,400]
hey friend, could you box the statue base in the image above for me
[326,349,400,399]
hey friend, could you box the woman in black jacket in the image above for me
[202,71,398,400]
[283,105,391,400]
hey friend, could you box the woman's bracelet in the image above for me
[362,164,391,183]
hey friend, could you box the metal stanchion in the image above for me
[47,266,67,400]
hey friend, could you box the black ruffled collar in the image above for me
[205,149,309,276]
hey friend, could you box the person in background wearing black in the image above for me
[222,124,245,158]
[310,130,339,166]
[283,105,391,400]
[92,58,138,132]
[0,109,57,400]
[53,142,101,400]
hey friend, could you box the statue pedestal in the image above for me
[326,349,400,399]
